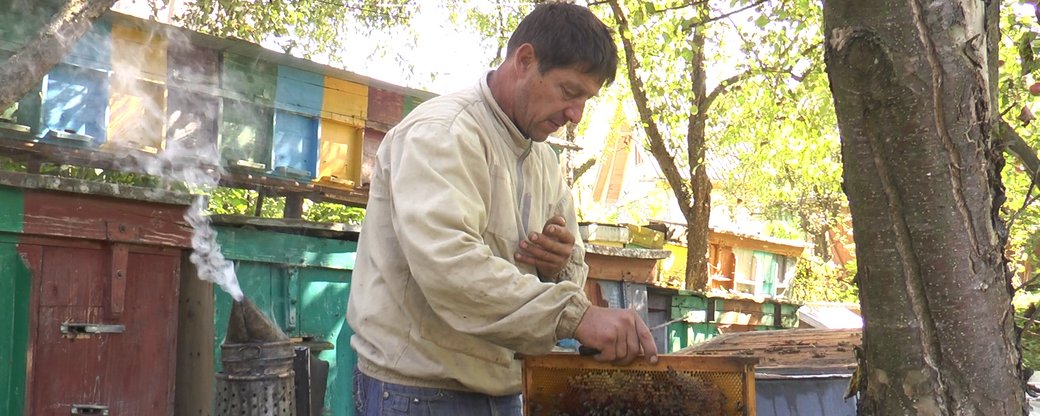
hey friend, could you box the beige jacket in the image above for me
[346,73,591,396]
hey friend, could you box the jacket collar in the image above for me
[480,71,533,157]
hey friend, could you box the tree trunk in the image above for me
[684,3,712,292]
[823,0,1024,414]
[0,0,117,111]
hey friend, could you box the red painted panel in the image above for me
[361,128,385,187]
[21,240,181,416]
[366,87,404,126]
[99,250,179,415]
[108,244,128,317]
[29,244,107,416]
[22,190,192,248]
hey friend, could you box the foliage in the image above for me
[168,0,416,61]
[999,0,1040,371]
[1015,291,1040,370]
[206,187,286,218]
[303,201,365,224]
[706,0,846,249]
[785,254,858,304]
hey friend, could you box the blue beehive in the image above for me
[273,111,319,179]
[41,21,111,147]
[42,65,109,147]
[272,66,323,179]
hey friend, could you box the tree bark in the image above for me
[823,0,1024,414]
[683,3,712,291]
[0,0,118,111]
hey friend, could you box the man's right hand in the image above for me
[573,305,658,365]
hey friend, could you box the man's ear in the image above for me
[514,43,538,72]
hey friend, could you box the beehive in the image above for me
[522,354,756,416]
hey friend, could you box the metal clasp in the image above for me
[71,404,109,415]
[61,322,125,337]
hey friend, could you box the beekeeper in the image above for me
[347,3,658,414]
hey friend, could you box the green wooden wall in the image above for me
[0,186,27,416]
[213,226,356,416]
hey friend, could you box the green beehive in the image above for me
[213,221,358,416]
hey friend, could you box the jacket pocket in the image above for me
[417,311,512,367]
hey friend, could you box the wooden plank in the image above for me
[167,40,220,87]
[1,243,38,416]
[221,53,277,104]
[214,225,357,269]
[28,244,106,416]
[322,77,368,124]
[276,65,324,115]
[174,255,215,416]
[64,20,111,71]
[0,186,23,233]
[107,244,128,317]
[112,24,167,82]
[678,328,861,375]
[21,189,192,248]
[99,249,180,415]
[0,131,371,209]
[585,252,659,283]
[361,128,385,186]
[366,87,403,126]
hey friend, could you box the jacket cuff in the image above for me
[556,294,592,340]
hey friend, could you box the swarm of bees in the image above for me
[536,366,726,416]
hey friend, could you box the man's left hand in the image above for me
[515,215,574,281]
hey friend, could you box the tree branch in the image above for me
[649,0,711,14]
[572,157,597,183]
[606,0,693,217]
[704,71,754,112]
[684,0,767,29]
[998,119,1040,178]
[0,0,119,111]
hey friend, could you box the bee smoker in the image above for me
[215,297,296,415]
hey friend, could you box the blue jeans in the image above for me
[353,367,522,416]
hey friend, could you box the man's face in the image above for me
[512,60,603,142]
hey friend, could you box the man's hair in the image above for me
[506,2,618,86]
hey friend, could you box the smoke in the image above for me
[101,23,246,301]
[185,196,244,301]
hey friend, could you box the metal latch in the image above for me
[61,323,125,336]
[71,404,109,415]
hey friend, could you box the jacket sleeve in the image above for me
[387,119,590,354]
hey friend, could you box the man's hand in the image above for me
[573,305,658,365]
[515,215,574,280]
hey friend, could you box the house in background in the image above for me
[650,219,805,298]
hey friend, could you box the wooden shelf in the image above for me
[0,134,370,208]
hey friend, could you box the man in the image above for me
[347,3,658,415]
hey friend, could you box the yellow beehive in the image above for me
[521,354,756,416]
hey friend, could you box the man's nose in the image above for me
[564,100,586,124]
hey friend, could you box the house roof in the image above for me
[648,219,806,257]
[676,328,861,379]
[798,303,863,329]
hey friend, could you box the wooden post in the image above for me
[284,195,304,219]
